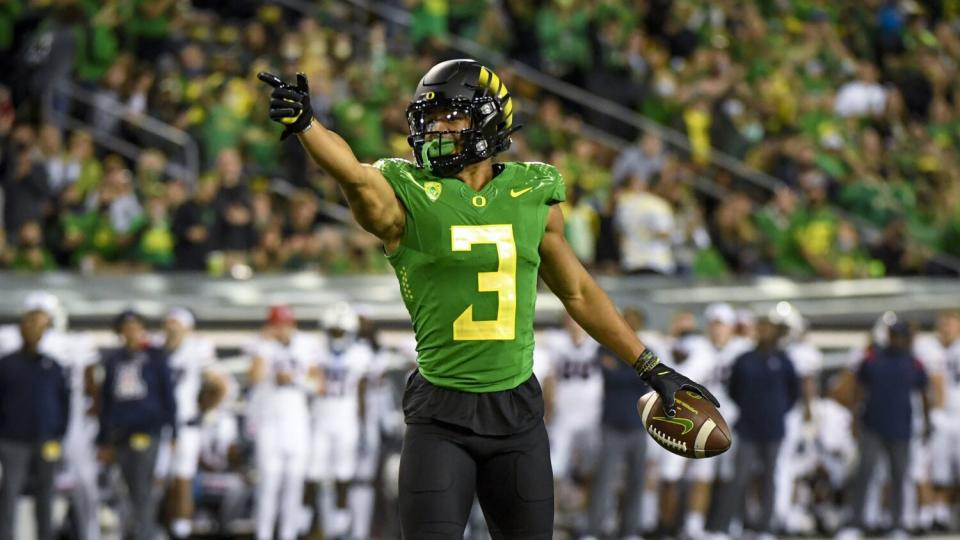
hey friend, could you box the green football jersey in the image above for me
[374,158,566,392]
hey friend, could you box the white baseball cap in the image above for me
[704,303,736,326]
[23,291,60,317]
[165,307,196,330]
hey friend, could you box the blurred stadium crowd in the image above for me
[1,0,960,277]
[3,293,960,540]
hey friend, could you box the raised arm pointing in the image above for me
[258,72,404,249]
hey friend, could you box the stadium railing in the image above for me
[53,80,201,184]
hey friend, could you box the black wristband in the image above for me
[633,349,661,379]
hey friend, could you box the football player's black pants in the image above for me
[398,419,554,539]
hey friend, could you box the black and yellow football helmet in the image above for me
[406,59,520,177]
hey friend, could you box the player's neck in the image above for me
[455,160,495,191]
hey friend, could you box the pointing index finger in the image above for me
[257,72,286,89]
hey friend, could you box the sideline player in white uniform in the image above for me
[810,396,857,531]
[702,304,753,529]
[539,315,602,487]
[770,303,823,534]
[247,305,321,540]
[306,302,373,538]
[905,328,935,534]
[735,307,757,342]
[657,331,717,538]
[914,309,960,530]
[627,307,677,533]
[196,370,238,472]
[701,303,753,538]
[704,303,754,426]
[0,293,101,540]
[350,315,393,540]
[162,308,218,539]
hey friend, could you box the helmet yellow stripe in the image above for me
[489,73,502,95]
[478,66,512,127]
[478,67,491,87]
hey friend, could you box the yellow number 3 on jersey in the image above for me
[451,224,517,341]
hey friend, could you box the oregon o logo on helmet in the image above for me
[406,59,516,176]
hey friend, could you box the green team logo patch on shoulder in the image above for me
[424,181,442,202]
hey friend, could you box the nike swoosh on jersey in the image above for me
[652,416,695,435]
[510,186,534,197]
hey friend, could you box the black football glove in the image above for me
[257,71,314,140]
[634,350,719,417]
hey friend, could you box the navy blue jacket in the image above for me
[599,347,650,431]
[728,347,798,441]
[97,345,177,445]
[858,345,927,441]
[0,349,69,443]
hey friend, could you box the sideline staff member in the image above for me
[97,309,177,540]
[0,304,69,540]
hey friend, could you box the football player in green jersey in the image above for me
[259,59,717,539]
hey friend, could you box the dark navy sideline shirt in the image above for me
[0,349,69,443]
[858,345,927,441]
[728,347,799,441]
[599,347,650,431]
[97,345,177,445]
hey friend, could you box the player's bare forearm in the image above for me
[297,119,366,183]
[297,120,404,240]
[258,71,402,242]
[540,205,718,415]
[539,205,646,364]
